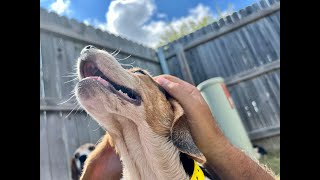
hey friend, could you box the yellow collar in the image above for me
[190,160,205,180]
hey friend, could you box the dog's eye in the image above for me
[88,146,95,151]
[133,70,146,75]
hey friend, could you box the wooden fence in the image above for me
[159,0,280,141]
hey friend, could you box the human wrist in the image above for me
[202,132,232,156]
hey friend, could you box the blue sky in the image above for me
[40,0,258,47]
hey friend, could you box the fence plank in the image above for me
[174,44,195,84]
[40,44,45,98]
[225,60,280,86]
[85,115,104,144]
[249,125,280,140]
[46,112,69,180]
[41,32,61,98]
[40,112,52,180]
[62,112,81,180]
[74,114,92,145]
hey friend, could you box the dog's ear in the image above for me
[169,98,206,164]
[71,158,80,180]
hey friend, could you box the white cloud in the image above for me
[142,3,214,47]
[88,1,233,48]
[105,0,155,45]
[83,18,104,27]
[157,13,167,19]
[83,19,90,26]
[49,0,70,15]
[163,4,213,33]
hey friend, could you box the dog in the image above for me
[80,135,123,180]
[253,145,268,159]
[71,143,96,180]
[71,140,123,180]
[75,45,218,180]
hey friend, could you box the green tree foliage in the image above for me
[157,2,234,48]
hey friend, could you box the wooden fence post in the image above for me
[174,43,195,85]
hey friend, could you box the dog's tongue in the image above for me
[96,76,109,86]
[84,76,109,87]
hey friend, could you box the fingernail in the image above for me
[155,77,170,86]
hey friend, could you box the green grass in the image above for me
[259,150,280,178]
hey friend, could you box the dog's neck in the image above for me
[111,116,189,180]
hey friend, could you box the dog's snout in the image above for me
[81,45,96,55]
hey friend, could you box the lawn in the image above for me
[259,150,280,178]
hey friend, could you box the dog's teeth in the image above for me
[116,89,131,98]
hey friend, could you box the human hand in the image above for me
[154,75,230,156]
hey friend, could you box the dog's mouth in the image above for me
[79,61,141,105]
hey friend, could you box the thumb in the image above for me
[155,77,179,94]
[155,77,193,106]
[155,76,200,108]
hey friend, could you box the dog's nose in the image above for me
[79,155,87,163]
[80,45,96,55]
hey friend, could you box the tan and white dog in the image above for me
[71,143,96,180]
[75,45,217,180]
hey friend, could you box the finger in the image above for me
[154,75,192,87]
[155,76,200,106]
[154,77,181,96]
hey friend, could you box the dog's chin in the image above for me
[76,79,146,127]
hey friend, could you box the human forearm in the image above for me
[204,138,276,180]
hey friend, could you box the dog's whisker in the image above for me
[120,64,135,69]
[62,74,78,78]
[58,94,76,105]
[62,71,78,76]
[127,61,136,65]
[120,61,136,69]
[120,61,135,65]
[116,54,131,61]
[113,48,121,57]
[71,67,78,71]
[75,100,80,105]
[84,114,89,121]
[68,71,78,74]
[74,105,82,115]
[64,77,79,84]
[110,48,117,55]
[92,125,101,131]
[70,90,76,95]
[110,48,119,55]
[87,116,95,129]
[65,105,79,119]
